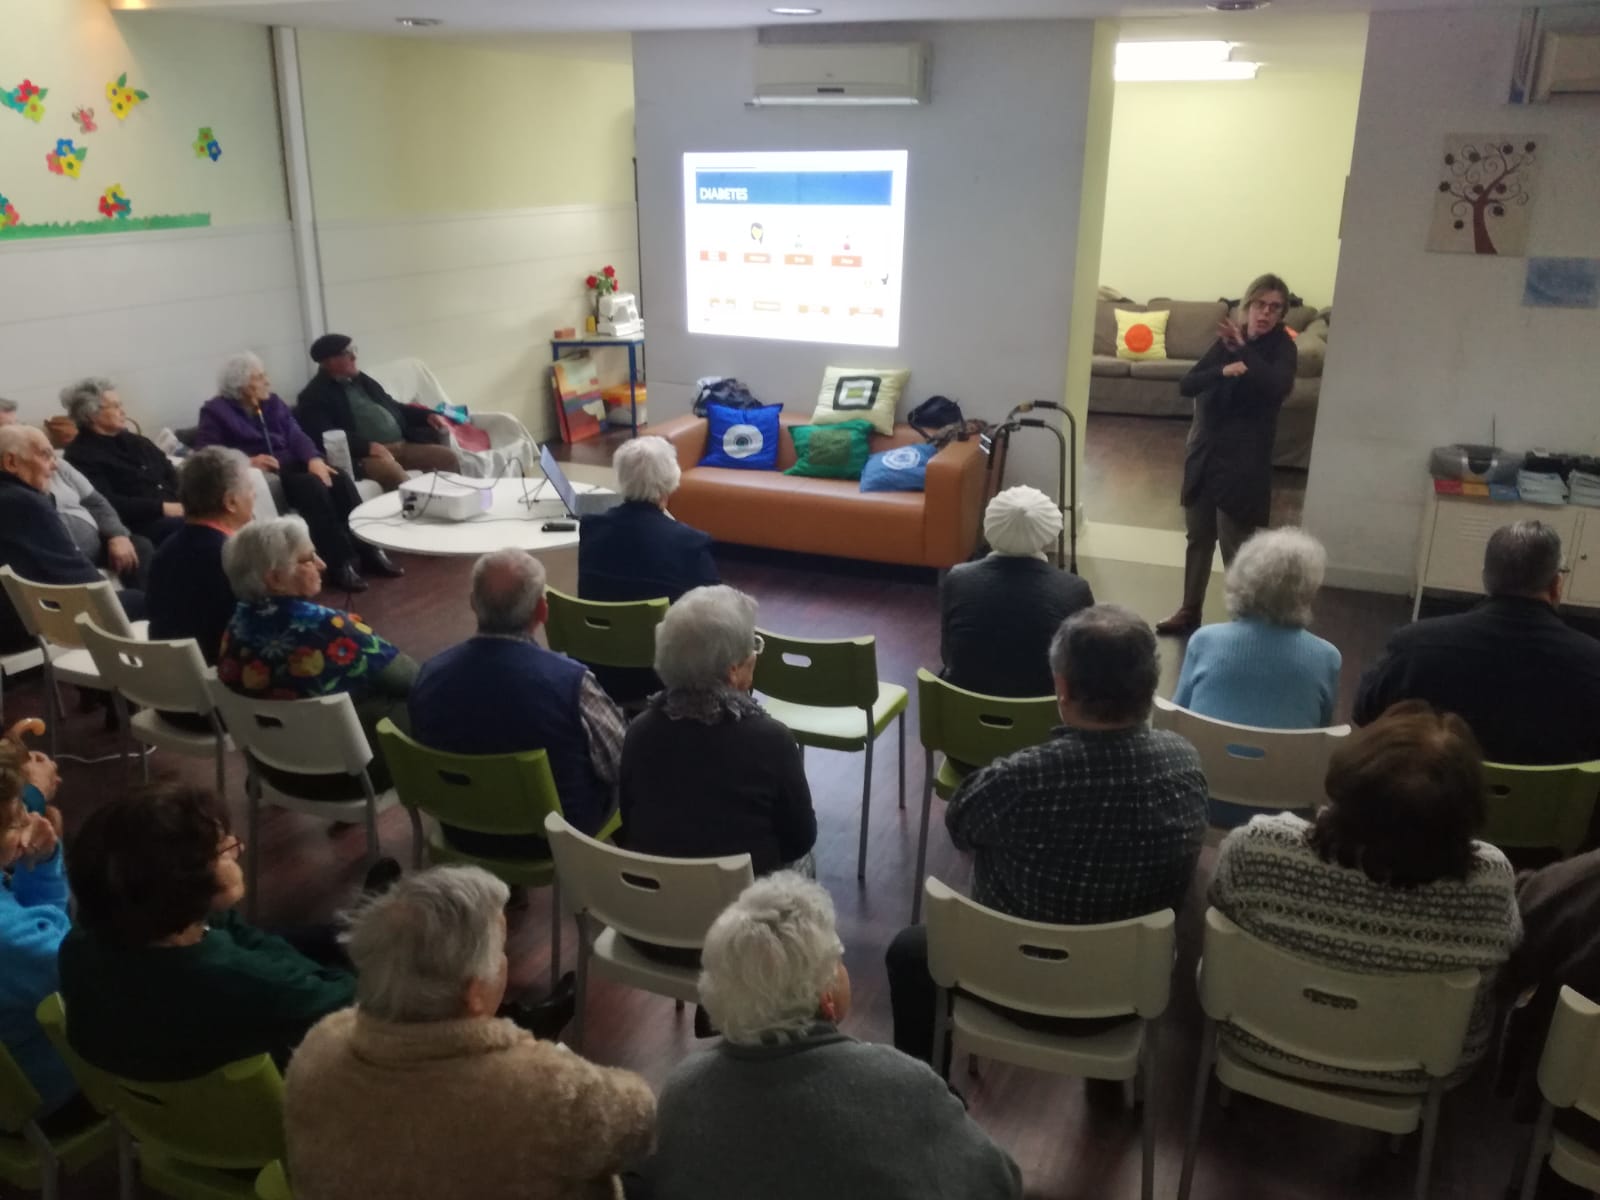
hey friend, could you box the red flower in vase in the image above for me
[585,275,599,288]
[602,265,616,279]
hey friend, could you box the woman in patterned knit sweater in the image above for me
[1209,700,1520,1091]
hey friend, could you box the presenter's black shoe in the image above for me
[328,562,369,594]
[1154,606,1200,636]
[500,972,578,1041]
[361,547,405,578]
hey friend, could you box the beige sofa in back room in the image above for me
[1088,291,1329,470]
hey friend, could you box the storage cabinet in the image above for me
[1412,491,1597,618]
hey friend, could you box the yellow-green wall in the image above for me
[0,1,285,229]
[1100,69,1361,306]
[298,32,635,219]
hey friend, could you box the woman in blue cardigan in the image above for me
[1173,526,1341,729]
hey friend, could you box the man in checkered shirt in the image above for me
[886,604,1208,1063]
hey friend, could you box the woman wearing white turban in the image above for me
[938,486,1094,697]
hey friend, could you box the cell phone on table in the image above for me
[541,520,578,532]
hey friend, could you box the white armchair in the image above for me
[366,357,537,481]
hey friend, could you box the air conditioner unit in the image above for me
[751,43,929,107]
[1531,30,1600,99]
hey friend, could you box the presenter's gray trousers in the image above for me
[1182,503,1255,612]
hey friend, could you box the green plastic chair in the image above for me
[545,588,668,708]
[1480,759,1600,857]
[0,1040,114,1200]
[752,628,908,881]
[376,718,621,989]
[911,669,1060,922]
[35,994,284,1200]
[254,1160,292,1200]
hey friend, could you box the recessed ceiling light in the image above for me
[769,6,823,15]
[1208,1,1269,10]
[396,16,442,27]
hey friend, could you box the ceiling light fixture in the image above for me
[395,16,442,27]
[1115,40,1260,82]
[1208,1,1269,10]
[769,7,823,15]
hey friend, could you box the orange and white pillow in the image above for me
[1114,308,1170,361]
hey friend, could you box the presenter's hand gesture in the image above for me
[307,458,335,487]
[1217,318,1244,350]
[1222,362,1249,378]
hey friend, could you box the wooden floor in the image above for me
[2,426,1554,1200]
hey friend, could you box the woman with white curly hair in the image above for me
[643,873,1021,1200]
[1173,525,1341,727]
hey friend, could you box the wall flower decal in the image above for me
[98,184,132,220]
[46,138,87,179]
[1,79,48,123]
[106,72,149,120]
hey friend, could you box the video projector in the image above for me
[398,473,493,522]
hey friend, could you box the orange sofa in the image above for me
[653,412,987,569]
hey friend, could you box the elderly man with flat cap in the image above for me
[939,486,1094,698]
[294,334,459,493]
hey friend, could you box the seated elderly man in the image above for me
[1355,519,1600,764]
[0,396,149,592]
[294,334,458,492]
[286,866,655,1200]
[940,485,1094,697]
[886,604,1208,1063]
[410,548,625,856]
[0,423,145,653]
[644,873,1021,1200]
[59,377,184,546]
[147,447,255,664]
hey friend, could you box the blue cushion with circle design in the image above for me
[700,402,782,470]
[859,441,936,493]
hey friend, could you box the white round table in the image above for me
[347,477,614,557]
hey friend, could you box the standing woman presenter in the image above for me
[1156,273,1298,637]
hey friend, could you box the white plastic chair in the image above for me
[0,644,44,722]
[924,877,1173,1200]
[544,812,753,1053]
[1177,908,1479,1200]
[205,679,395,918]
[1151,696,1349,831]
[1519,985,1600,1198]
[75,615,232,797]
[366,357,536,479]
[0,567,147,759]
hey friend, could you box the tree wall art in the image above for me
[1427,133,1542,256]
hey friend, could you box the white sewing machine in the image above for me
[597,292,643,337]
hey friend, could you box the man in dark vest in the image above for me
[408,548,626,857]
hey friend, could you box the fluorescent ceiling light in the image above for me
[769,6,823,13]
[1115,40,1260,82]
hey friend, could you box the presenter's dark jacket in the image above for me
[0,469,102,650]
[295,370,440,461]
[1178,326,1297,529]
[62,428,178,532]
[578,500,720,604]
[1353,595,1600,766]
[940,557,1094,698]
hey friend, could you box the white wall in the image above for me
[633,22,1100,491]
[1304,9,1600,592]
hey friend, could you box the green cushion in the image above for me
[785,420,874,480]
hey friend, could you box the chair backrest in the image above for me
[0,1041,41,1134]
[377,718,561,836]
[1151,696,1348,815]
[545,587,668,670]
[204,678,372,777]
[0,567,133,648]
[1196,908,1479,1081]
[1535,985,1600,1115]
[753,628,880,711]
[924,877,1173,1020]
[544,812,753,949]
[76,615,213,715]
[1480,760,1600,856]
[35,994,284,1169]
[256,1159,293,1200]
[917,668,1058,766]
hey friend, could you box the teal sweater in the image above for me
[58,910,355,1081]
[1174,617,1341,729]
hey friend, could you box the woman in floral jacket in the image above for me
[218,515,417,789]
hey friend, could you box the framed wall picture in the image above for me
[1426,134,1542,256]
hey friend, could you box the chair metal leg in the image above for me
[571,912,590,1052]
[113,694,131,783]
[116,1122,136,1200]
[1413,1083,1445,1200]
[896,710,906,809]
[856,716,874,882]
[910,750,936,923]
[1139,1025,1157,1200]
[40,1153,60,1200]
[548,879,562,991]
[245,777,262,921]
[931,986,951,1080]
[1520,1101,1555,1200]
[213,741,226,801]
[360,773,381,869]
[42,654,60,762]
[1176,1020,1217,1200]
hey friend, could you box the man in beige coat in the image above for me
[285,866,655,1199]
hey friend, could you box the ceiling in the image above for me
[107,0,1595,37]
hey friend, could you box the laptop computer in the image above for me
[522,444,581,518]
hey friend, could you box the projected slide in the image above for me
[683,150,909,348]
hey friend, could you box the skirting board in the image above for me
[1324,562,1411,596]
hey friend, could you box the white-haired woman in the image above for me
[1173,526,1341,727]
[147,447,255,665]
[940,485,1094,697]
[196,352,399,593]
[579,435,718,604]
[218,516,417,788]
[644,873,1022,1200]
[60,376,185,545]
[619,585,815,878]
[286,865,656,1200]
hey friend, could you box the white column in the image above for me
[272,26,327,345]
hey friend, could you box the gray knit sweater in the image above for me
[642,1022,1022,1200]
